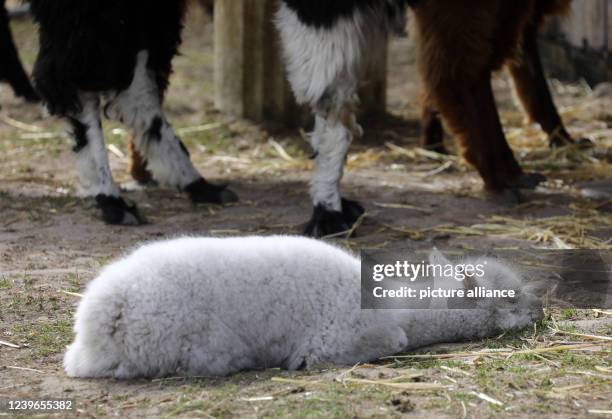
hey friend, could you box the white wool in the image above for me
[65,237,542,379]
[108,51,201,189]
[275,4,387,211]
[72,92,121,198]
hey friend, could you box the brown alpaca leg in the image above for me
[432,74,544,193]
[508,24,592,148]
[420,104,447,154]
[412,1,544,195]
[128,137,154,184]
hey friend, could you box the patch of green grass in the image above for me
[12,319,73,358]
[559,308,578,320]
[22,274,34,289]
[65,273,82,293]
[7,296,24,310]
[0,276,12,289]
[181,126,238,155]
[96,256,111,267]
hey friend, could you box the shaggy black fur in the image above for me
[146,116,163,143]
[68,117,88,153]
[282,0,416,28]
[0,0,39,102]
[304,198,365,237]
[30,0,186,116]
[184,178,239,205]
[95,194,146,225]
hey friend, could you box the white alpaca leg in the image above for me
[111,51,237,204]
[68,93,144,225]
[304,109,364,236]
[276,3,389,236]
[309,114,350,212]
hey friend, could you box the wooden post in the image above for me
[214,0,298,124]
[214,0,388,125]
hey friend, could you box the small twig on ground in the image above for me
[0,339,20,349]
[322,212,367,240]
[0,114,44,132]
[373,202,432,214]
[268,139,296,162]
[59,290,84,298]
[6,366,44,374]
[549,328,612,342]
[472,392,504,406]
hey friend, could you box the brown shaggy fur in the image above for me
[416,0,577,191]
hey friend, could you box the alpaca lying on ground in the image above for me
[65,236,542,379]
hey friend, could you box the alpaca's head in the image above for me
[428,249,543,331]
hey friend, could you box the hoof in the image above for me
[341,198,365,226]
[304,199,365,238]
[185,178,239,204]
[490,188,525,205]
[510,172,547,190]
[15,87,41,103]
[549,132,594,149]
[21,91,41,104]
[95,195,147,226]
[485,172,546,204]
[421,143,449,155]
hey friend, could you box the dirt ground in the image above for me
[1,10,611,419]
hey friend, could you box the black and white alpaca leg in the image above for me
[276,2,393,236]
[111,51,237,205]
[69,93,145,225]
[304,112,364,237]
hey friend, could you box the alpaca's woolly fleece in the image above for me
[65,236,542,379]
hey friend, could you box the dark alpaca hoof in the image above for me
[18,89,41,104]
[549,131,594,149]
[509,172,547,190]
[424,144,449,155]
[304,198,365,238]
[485,172,546,204]
[12,82,41,103]
[95,195,147,226]
[185,178,239,204]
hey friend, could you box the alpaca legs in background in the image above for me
[275,2,404,236]
[419,103,446,154]
[67,93,145,225]
[416,0,590,186]
[412,2,547,196]
[30,0,237,224]
[0,0,39,102]
[110,51,237,205]
[507,21,592,148]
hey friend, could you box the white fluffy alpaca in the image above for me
[65,236,542,379]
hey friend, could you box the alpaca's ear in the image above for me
[428,247,451,269]
[463,275,477,290]
[428,248,455,283]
